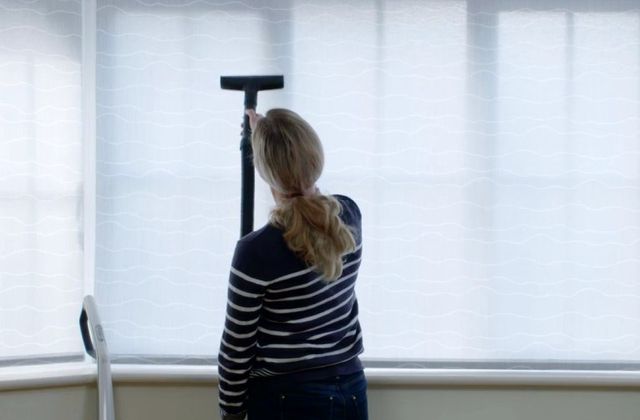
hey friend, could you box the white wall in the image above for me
[2,382,640,420]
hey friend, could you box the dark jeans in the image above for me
[247,370,368,420]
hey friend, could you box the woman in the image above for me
[218,108,367,420]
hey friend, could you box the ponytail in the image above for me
[251,108,356,280]
[271,194,356,281]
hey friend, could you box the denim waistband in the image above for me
[249,357,363,385]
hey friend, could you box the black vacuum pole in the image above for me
[220,75,284,237]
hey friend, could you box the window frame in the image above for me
[2,0,640,377]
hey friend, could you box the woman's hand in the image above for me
[245,109,264,131]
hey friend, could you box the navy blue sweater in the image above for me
[217,195,364,415]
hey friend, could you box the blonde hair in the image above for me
[251,108,356,281]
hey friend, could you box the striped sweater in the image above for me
[217,194,364,416]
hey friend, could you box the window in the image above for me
[489,6,640,365]
[94,0,283,361]
[2,0,639,370]
[0,0,84,365]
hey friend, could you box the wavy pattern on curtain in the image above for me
[95,0,640,366]
[0,0,84,363]
[95,0,283,360]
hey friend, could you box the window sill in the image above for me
[0,362,95,391]
[2,363,640,391]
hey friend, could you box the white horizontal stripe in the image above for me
[264,283,354,314]
[256,332,363,363]
[309,316,360,341]
[228,300,262,312]
[259,328,358,350]
[269,266,316,284]
[218,375,248,386]
[218,350,252,364]
[223,326,256,340]
[255,326,289,337]
[218,363,251,375]
[348,243,363,253]
[221,338,256,353]
[267,274,323,295]
[295,303,354,332]
[267,257,362,295]
[228,283,263,299]
[285,292,355,324]
[258,306,353,337]
[264,269,358,303]
[267,243,363,286]
[278,270,358,302]
[226,314,259,326]
[218,398,243,407]
[230,266,269,286]
[219,387,244,397]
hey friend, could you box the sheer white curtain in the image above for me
[94,0,282,359]
[487,9,640,363]
[3,0,638,369]
[94,0,640,367]
[0,0,84,364]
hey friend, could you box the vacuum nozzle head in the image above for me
[220,75,284,92]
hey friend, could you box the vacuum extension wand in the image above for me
[220,75,284,237]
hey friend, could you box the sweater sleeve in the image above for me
[335,194,362,245]
[218,239,267,416]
